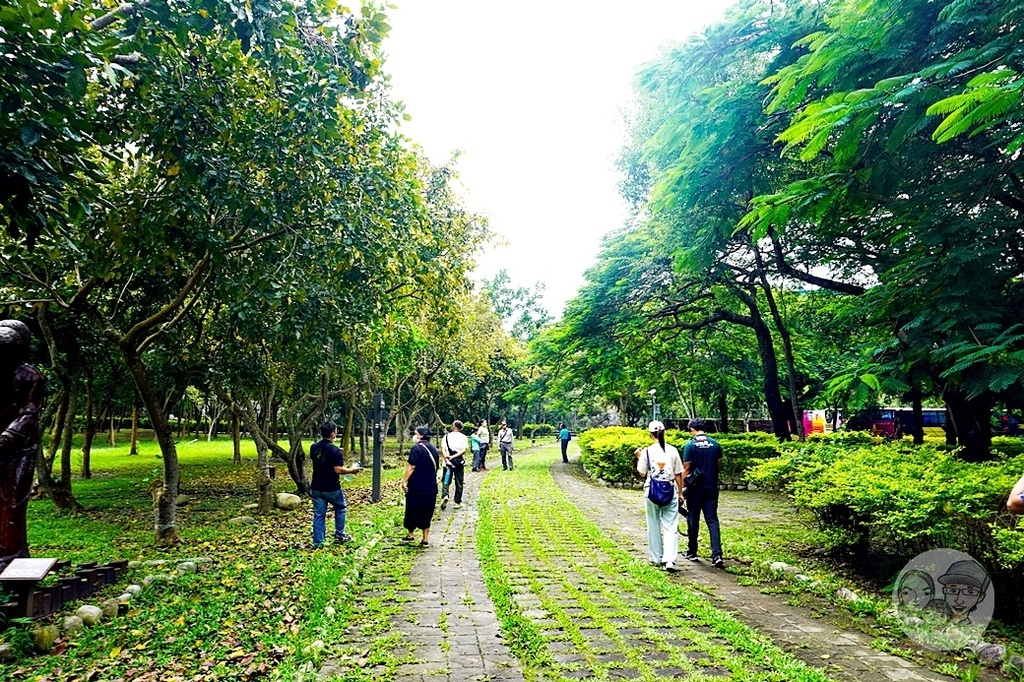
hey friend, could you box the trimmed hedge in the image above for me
[577,427,779,484]
[747,441,1024,621]
[522,423,556,437]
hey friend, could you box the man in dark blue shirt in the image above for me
[681,419,723,567]
[309,421,362,548]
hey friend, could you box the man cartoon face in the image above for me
[938,560,989,622]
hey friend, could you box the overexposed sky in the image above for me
[383,1,735,317]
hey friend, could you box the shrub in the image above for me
[522,423,556,438]
[747,442,1024,621]
[992,435,1024,458]
[577,427,779,484]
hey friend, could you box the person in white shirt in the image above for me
[474,420,491,472]
[440,420,469,510]
[635,421,684,571]
[497,421,515,470]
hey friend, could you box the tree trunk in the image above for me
[82,378,96,479]
[911,388,925,445]
[231,409,242,465]
[717,389,729,434]
[943,387,994,462]
[120,347,181,544]
[751,313,791,441]
[754,246,803,441]
[359,412,368,467]
[109,401,116,445]
[130,399,140,455]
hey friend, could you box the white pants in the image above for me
[645,497,679,564]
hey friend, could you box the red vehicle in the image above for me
[845,408,947,438]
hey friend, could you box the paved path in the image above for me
[320,466,524,682]
[550,454,954,682]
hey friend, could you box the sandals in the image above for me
[399,536,415,544]
[419,540,429,547]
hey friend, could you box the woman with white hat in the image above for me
[635,421,684,571]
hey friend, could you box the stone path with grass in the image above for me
[321,467,524,682]
[550,450,954,682]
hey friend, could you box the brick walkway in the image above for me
[550,450,955,682]
[318,467,524,682]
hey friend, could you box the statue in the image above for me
[0,319,44,571]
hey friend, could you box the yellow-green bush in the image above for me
[577,427,779,484]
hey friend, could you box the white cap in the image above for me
[648,420,665,432]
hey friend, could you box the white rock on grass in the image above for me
[275,493,302,511]
[783,565,801,575]
[769,562,790,572]
[835,587,860,602]
[76,605,103,626]
[125,584,143,596]
[100,598,120,618]
[127,560,142,569]
[118,593,133,602]
[243,503,259,510]
[0,643,14,660]
[175,561,198,574]
[63,615,84,632]
[972,642,1006,667]
[794,574,812,583]
[229,516,257,525]
[142,574,172,588]
[144,559,168,567]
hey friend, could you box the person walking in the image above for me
[558,423,571,463]
[682,418,724,567]
[470,430,482,472]
[309,421,362,549]
[476,420,490,471]
[440,420,469,510]
[497,420,515,470]
[400,425,440,546]
[635,421,684,571]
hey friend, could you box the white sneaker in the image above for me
[665,562,677,573]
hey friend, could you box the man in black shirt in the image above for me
[681,419,724,567]
[309,421,362,548]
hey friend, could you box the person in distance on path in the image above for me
[308,421,362,549]
[476,420,490,471]
[440,420,469,510]
[681,418,724,567]
[558,423,571,463]
[400,425,440,546]
[497,420,515,470]
[635,421,684,571]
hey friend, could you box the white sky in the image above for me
[383,1,735,318]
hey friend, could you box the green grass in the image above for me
[1,436,409,681]
[476,447,835,682]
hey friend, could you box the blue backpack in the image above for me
[646,450,675,506]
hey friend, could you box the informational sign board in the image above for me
[0,557,58,581]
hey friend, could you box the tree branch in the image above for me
[90,1,152,31]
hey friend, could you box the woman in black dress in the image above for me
[400,425,440,546]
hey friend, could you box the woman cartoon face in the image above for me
[897,570,935,610]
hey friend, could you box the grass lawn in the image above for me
[1,435,413,681]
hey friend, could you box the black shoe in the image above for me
[399,535,415,544]
[683,551,698,561]
[441,495,448,510]
[711,555,724,568]
[335,533,353,544]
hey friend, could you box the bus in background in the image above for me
[843,407,947,438]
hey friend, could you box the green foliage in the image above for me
[522,423,556,437]
[578,427,779,484]
[747,441,1022,567]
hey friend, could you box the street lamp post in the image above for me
[648,389,658,423]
